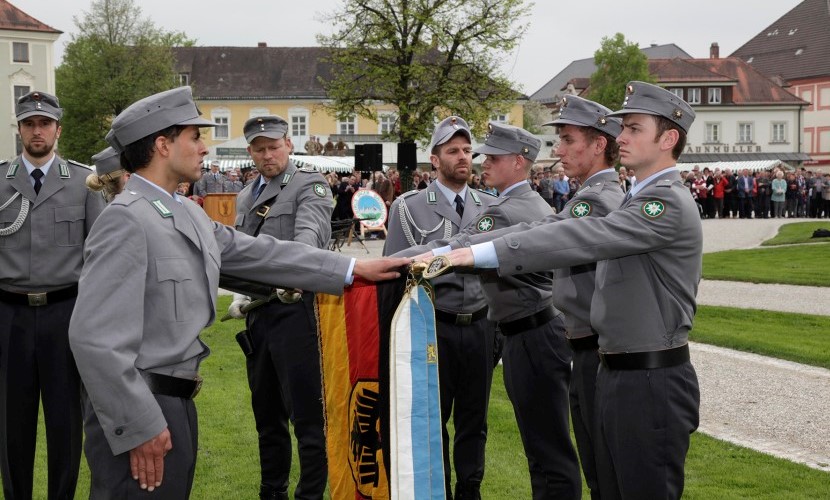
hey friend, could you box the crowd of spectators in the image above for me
[680,165,830,219]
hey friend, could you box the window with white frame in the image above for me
[249,107,270,119]
[687,88,701,104]
[771,122,787,143]
[708,88,722,104]
[491,113,509,123]
[338,115,356,135]
[378,113,397,135]
[177,73,190,86]
[669,88,684,99]
[212,109,230,140]
[13,85,29,102]
[738,122,753,143]
[705,122,720,143]
[12,42,29,63]
[291,115,307,138]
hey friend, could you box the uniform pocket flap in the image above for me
[54,205,85,222]
[156,257,192,283]
[266,202,294,217]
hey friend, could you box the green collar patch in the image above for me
[641,199,666,219]
[427,191,437,204]
[313,183,328,197]
[151,199,173,218]
[469,190,482,206]
[7,163,19,178]
[476,215,495,232]
[570,201,592,218]
[59,163,70,178]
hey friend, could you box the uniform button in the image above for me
[464,242,471,247]
[115,428,124,436]
[516,265,523,271]
[508,239,520,249]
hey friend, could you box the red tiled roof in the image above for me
[648,57,805,105]
[0,0,61,34]
[731,0,830,81]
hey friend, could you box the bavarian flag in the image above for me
[316,277,446,500]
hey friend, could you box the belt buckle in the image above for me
[256,205,270,217]
[190,376,203,399]
[28,292,47,307]
[455,313,472,326]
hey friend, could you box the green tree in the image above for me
[587,33,656,111]
[55,0,193,162]
[522,100,553,135]
[317,0,531,146]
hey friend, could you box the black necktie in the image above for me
[454,194,464,218]
[31,169,44,195]
[254,182,267,201]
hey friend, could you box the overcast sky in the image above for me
[12,0,802,95]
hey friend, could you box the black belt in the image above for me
[599,344,690,370]
[567,334,599,351]
[498,306,557,336]
[434,306,488,326]
[0,284,78,307]
[141,372,203,400]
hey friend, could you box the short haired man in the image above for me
[384,116,496,499]
[228,115,333,499]
[195,160,226,195]
[67,87,407,498]
[0,91,106,499]
[439,81,702,499]
[222,170,244,193]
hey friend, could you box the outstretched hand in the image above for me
[443,248,475,268]
[353,257,411,282]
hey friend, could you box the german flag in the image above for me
[316,277,445,500]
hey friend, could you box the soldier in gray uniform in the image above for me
[0,91,105,500]
[384,116,496,500]
[222,171,244,193]
[194,160,226,195]
[86,145,129,202]
[414,98,624,498]
[456,122,581,499]
[226,115,333,500]
[439,81,702,500]
[67,87,409,499]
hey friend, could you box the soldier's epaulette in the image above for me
[655,179,675,188]
[67,159,94,171]
[297,165,319,173]
[110,189,142,207]
[400,189,420,199]
[0,159,8,167]
[475,188,497,197]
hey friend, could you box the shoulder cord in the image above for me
[0,192,29,236]
[398,197,453,246]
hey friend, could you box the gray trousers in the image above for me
[82,390,198,499]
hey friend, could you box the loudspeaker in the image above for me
[397,142,417,171]
[356,143,383,171]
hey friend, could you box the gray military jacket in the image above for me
[490,169,702,353]
[68,175,352,455]
[455,182,555,323]
[384,182,491,313]
[235,162,332,248]
[0,155,105,292]
[195,172,226,196]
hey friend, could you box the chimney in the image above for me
[710,42,719,59]
[257,42,267,48]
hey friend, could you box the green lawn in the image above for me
[691,306,830,369]
[762,221,830,246]
[702,244,830,287]
[29,297,830,498]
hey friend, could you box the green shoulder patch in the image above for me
[641,199,666,219]
[570,201,592,218]
[313,183,328,197]
[151,199,173,218]
[476,215,495,232]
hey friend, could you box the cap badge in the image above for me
[673,109,683,119]
[522,147,529,154]
[598,117,607,126]
[487,123,493,133]
[33,92,41,101]
[626,85,634,94]
[450,116,459,129]
[561,97,568,107]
